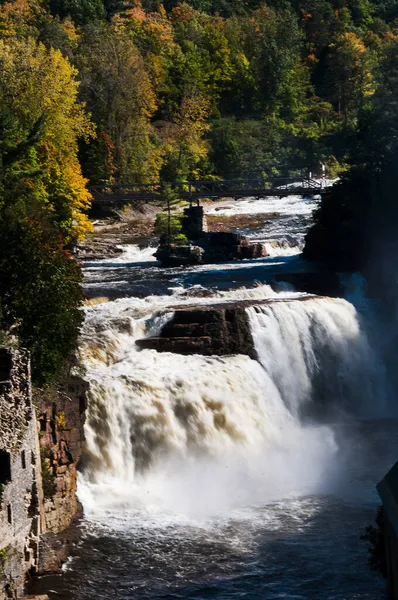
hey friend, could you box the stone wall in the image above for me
[0,348,87,596]
[0,348,43,599]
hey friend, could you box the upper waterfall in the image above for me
[76,285,387,519]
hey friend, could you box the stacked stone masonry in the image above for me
[0,348,87,596]
[0,348,43,599]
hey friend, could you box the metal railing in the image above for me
[89,177,327,204]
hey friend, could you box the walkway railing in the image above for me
[89,177,327,205]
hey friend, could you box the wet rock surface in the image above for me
[74,238,124,261]
[136,296,319,357]
[273,271,343,297]
[137,305,256,357]
[155,232,267,268]
[154,244,204,267]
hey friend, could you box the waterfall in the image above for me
[247,298,387,418]
[77,289,387,519]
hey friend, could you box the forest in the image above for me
[0,0,398,382]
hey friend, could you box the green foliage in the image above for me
[0,546,10,586]
[0,218,84,385]
[50,0,106,25]
[173,232,189,244]
[40,449,57,500]
[361,506,387,578]
[155,183,187,242]
[154,212,185,239]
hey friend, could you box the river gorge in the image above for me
[29,190,395,599]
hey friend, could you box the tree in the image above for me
[161,92,210,180]
[155,182,186,242]
[324,32,374,119]
[0,0,44,40]
[170,3,234,105]
[0,37,94,241]
[77,23,161,182]
[49,0,106,25]
[0,217,84,384]
[236,5,307,117]
[0,38,93,383]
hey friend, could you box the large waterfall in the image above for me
[77,285,387,520]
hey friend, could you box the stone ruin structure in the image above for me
[155,205,268,267]
[0,346,87,599]
[0,348,43,599]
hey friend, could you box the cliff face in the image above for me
[34,377,87,574]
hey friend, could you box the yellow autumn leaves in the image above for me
[0,37,94,240]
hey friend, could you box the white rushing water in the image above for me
[206,193,317,217]
[77,281,387,523]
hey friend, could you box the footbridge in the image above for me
[89,177,329,207]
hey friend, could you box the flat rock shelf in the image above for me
[136,295,319,357]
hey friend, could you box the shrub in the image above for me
[361,505,387,578]
[0,218,84,385]
[40,449,57,500]
[56,410,67,430]
[154,213,187,243]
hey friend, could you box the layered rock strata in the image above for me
[34,377,87,574]
[136,296,318,357]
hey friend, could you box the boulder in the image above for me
[155,232,267,268]
[154,244,204,267]
[137,304,256,357]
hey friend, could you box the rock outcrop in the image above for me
[155,204,267,267]
[34,377,87,574]
[154,244,204,267]
[155,232,267,268]
[137,304,256,357]
[137,296,320,358]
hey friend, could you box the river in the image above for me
[30,191,393,599]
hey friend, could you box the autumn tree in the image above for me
[160,93,210,180]
[324,32,374,119]
[0,38,93,383]
[112,2,177,108]
[0,37,94,240]
[77,23,161,182]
